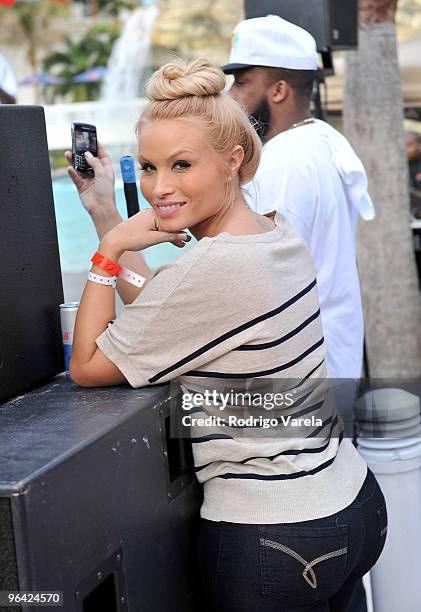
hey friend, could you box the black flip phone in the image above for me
[71,122,98,176]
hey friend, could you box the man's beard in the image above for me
[249,96,272,141]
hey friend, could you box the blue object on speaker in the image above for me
[120,156,140,217]
[120,155,137,184]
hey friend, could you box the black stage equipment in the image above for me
[0,378,202,612]
[244,0,358,52]
[0,106,64,403]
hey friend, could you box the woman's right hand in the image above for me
[64,142,116,218]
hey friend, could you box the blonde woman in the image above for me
[68,59,386,612]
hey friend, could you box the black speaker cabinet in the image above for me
[0,377,202,611]
[245,0,358,51]
[0,105,64,403]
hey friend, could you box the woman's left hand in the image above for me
[98,208,190,259]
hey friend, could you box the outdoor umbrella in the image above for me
[72,67,107,83]
[19,73,64,86]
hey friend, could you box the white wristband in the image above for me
[87,271,117,288]
[119,267,147,288]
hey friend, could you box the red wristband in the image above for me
[91,251,123,276]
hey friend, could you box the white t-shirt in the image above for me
[0,54,17,100]
[244,119,375,379]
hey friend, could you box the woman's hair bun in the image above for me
[146,58,226,101]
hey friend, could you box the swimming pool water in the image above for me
[53,175,194,272]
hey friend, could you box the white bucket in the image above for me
[356,388,421,612]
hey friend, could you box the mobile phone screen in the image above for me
[75,129,97,154]
[72,122,97,175]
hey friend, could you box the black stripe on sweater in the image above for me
[238,416,341,463]
[234,309,321,351]
[190,433,233,443]
[216,442,342,481]
[223,400,325,430]
[185,338,324,379]
[148,279,317,383]
[307,414,336,438]
[296,359,325,386]
[193,420,342,473]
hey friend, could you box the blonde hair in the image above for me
[136,58,261,193]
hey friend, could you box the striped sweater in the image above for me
[97,217,367,524]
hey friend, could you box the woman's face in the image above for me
[138,119,230,236]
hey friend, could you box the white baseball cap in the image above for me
[221,15,318,74]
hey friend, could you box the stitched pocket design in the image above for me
[260,538,347,589]
[259,525,348,600]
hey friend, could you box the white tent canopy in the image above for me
[326,34,421,111]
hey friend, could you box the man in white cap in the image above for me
[0,53,17,104]
[223,15,373,611]
[222,15,374,382]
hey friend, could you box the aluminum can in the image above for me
[60,302,79,377]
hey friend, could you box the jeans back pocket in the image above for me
[259,524,348,603]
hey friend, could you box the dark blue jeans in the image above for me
[198,469,387,611]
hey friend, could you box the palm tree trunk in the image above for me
[343,0,421,377]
